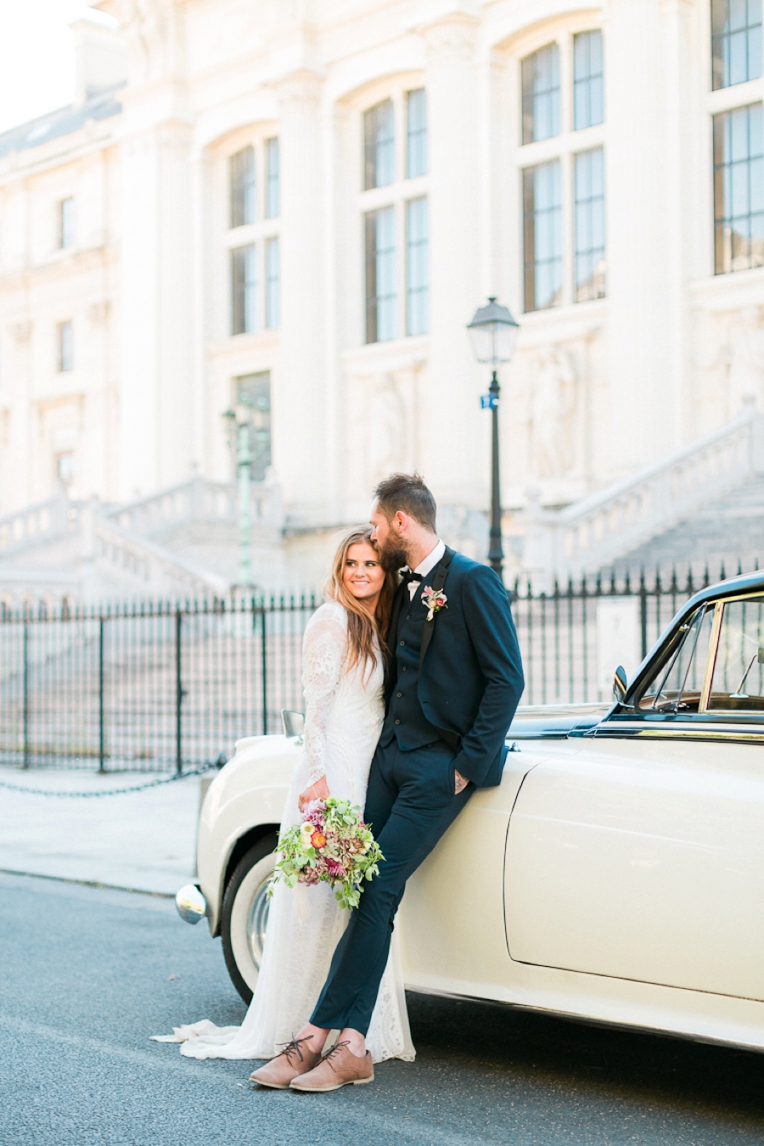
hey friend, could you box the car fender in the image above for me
[197,734,299,933]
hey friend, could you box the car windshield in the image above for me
[637,605,714,712]
[708,597,764,712]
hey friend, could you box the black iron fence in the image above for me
[0,596,317,773]
[0,565,742,772]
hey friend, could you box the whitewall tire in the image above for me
[220,834,278,1004]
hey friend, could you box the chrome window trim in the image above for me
[593,719,764,743]
[699,600,724,712]
[702,591,764,715]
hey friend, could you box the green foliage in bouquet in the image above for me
[269,795,383,910]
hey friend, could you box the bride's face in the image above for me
[343,542,385,606]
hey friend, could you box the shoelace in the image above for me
[320,1039,350,1063]
[277,1035,314,1064]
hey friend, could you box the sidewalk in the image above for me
[0,766,205,895]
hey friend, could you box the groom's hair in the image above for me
[374,473,437,532]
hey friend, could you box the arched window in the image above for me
[225,132,281,335]
[359,83,430,344]
[516,27,606,312]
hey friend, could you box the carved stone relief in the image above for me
[344,362,421,502]
[691,311,729,430]
[526,344,577,479]
[692,305,764,431]
[109,0,173,83]
[369,372,407,486]
[727,305,764,414]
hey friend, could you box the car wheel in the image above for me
[221,833,278,1004]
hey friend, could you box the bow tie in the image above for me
[400,569,423,585]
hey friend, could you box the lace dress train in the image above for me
[153,601,415,1064]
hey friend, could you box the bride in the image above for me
[154,528,415,1076]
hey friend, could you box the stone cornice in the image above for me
[417,10,479,57]
[268,68,324,106]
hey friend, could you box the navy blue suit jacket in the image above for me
[385,547,524,788]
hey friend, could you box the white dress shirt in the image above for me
[405,539,446,600]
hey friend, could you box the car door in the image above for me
[504,593,764,1002]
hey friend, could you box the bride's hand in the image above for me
[298,774,330,812]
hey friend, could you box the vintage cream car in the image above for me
[177,571,764,1053]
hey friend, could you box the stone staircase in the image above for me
[606,474,764,581]
[523,403,764,586]
[0,477,285,606]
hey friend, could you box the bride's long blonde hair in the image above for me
[325,527,395,677]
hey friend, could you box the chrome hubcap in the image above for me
[246,876,271,970]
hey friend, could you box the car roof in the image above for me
[625,570,764,702]
[685,569,764,613]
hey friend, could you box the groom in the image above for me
[254,473,524,1091]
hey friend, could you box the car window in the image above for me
[637,605,714,713]
[708,597,764,712]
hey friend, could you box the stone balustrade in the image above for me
[523,405,764,583]
[107,475,282,537]
[94,519,229,599]
[0,494,77,556]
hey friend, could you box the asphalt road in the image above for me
[2,871,764,1146]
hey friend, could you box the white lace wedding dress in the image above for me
[154,600,415,1064]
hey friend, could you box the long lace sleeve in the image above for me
[302,603,347,786]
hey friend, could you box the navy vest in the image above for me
[380,587,442,750]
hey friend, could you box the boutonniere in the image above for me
[421,585,448,622]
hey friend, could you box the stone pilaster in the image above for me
[604,0,692,473]
[273,70,327,524]
[420,13,484,506]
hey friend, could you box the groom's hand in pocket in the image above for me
[298,774,330,812]
[454,769,469,795]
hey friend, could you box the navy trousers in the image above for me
[310,737,473,1035]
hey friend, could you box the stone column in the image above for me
[604,0,688,474]
[117,115,195,499]
[420,13,484,508]
[273,71,327,526]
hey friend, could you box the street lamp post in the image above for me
[223,407,253,586]
[467,297,520,581]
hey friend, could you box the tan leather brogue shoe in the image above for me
[249,1036,322,1089]
[289,1040,374,1092]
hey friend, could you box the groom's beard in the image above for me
[379,536,409,574]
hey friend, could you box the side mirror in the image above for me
[281,709,305,742]
[613,665,628,703]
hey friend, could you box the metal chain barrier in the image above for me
[0,760,221,798]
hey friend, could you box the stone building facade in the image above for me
[0,0,763,593]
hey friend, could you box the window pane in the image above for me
[230,146,256,228]
[59,198,75,249]
[406,197,428,336]
[713,103,764,273]
[637,606,714,712]
[265,137,280,219]
[709,597,764,710]
[575,148,606,301]
[58,321,73,372]
[56,452,74,489]
[365,206,396,343]
[521,44,561,145]
[712,0,763,90]
[266,237,279,329]
[236,372,271,481]
[364,99,395,190]
[231,244,257,334]
[574,31,604,130]
[406,89,427,178]
[523,160,563,311]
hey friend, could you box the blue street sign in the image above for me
[480,394,498,410]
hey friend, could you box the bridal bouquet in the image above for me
[269,796,383,910]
